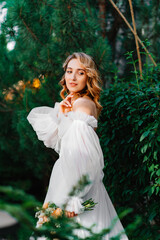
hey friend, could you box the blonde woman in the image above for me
[27,52,128,239]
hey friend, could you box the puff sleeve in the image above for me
[27,102,60,152]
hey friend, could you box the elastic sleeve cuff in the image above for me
[65,196,85,214]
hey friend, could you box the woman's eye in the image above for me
[66,70,72,74]
[79,71,84,75]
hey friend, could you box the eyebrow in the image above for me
[67,67,86,71]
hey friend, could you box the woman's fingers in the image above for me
[65,100,72,107]
[60,96,73,108]
[59,93,74,113]
[60,101,71,109]
[61,101,68,107]
[65,210,78,218]
[65,94,73,104]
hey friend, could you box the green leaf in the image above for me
[115,96,124,105]
[138,120,143,126]
[156,178,160,185]
[127,115,131,121]
[150,171,155,179]
[156,169,160,176]
[149,164,155,172]
[140,130,150,142]
[154,151,158,160]
[143,155,148,162]
[141,144,148,153]
[151,186,155,195]
[156,187,160,195]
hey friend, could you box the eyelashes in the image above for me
[66,71,85,75]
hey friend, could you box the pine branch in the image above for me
[19,8,44,46]
[39,0,57,9]
[24,62,40,72]
[128,0,143,79]
[108,0,157,67]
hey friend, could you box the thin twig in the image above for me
[0,102,13,112]
[108,0,157,67]
[39,0,57,9]
[0,109,13,112]
[25,62,41,72]
[0,102,8,108]
[128,0,143,79]
[21,18,43,46]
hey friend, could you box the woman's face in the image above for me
[65,58,88,93]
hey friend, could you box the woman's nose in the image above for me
[70,72,76,80]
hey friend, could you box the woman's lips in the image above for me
[69,83,77,87]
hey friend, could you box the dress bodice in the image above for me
[27,102,98,154]
[57,107,97,148]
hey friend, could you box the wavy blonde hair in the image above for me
[59,52,103,114]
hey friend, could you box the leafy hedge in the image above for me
[98,64,160,240]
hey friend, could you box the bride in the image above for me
[27,52,129,239]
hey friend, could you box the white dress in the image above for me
[27,102,129,240]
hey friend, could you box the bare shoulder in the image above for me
[72,97,97,118]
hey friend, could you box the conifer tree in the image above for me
[0,0,112,197]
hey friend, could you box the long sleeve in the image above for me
[59,112,104,213]
[27,102,60,152]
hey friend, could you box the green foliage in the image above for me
[98,63,160,240]
[0,0,112,198]
[0,176,134,240]
[0,0,160,239]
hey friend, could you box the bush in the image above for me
[98,63,160,240]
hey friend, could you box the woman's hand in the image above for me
[59,93,74,113]
[65,210,78,218]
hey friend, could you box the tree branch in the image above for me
[108,0,157,67]
[128,0,143,79]
[98,0,106,38]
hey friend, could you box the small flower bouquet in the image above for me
[35,198,97,228]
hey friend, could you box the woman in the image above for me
[27,52,128,239]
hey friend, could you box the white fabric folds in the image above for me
[27,102,129,240]
[65,196,85,214]
[27,102,60,151]
[60,115,104,198]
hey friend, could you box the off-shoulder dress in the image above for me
[27,102,128,240]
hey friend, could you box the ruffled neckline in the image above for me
[66,110,97,128]
[56,102,98,128]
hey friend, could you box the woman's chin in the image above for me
[69,88,84,94]
[69,90,78,94]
